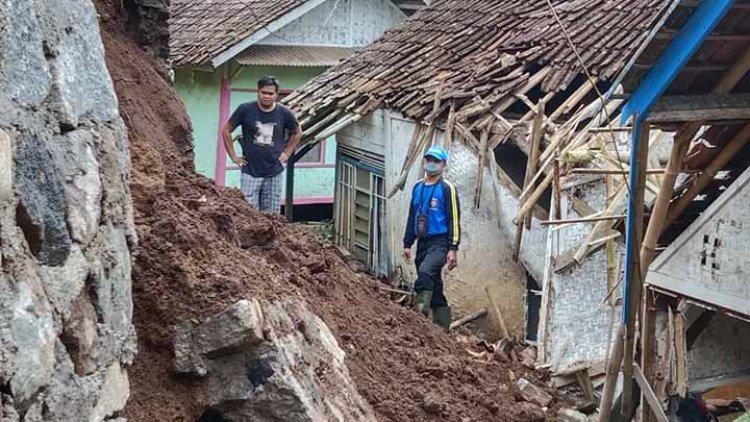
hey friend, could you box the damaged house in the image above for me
[285,0,750,409]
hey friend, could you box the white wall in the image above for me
[259,0,405,47]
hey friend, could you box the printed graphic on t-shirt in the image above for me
[254,122,276,146]
[430,197,439,210]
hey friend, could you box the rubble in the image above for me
[517,377,554,407]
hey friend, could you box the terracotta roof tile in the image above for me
[286,0,673,127]
[170,0,307,66]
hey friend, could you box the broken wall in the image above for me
[539,179,621,372]
[0,0,136,419]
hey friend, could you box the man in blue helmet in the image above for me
[403,145,461,331]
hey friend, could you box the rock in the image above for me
[517,377,553,407]
[10,280,56,404]
[520,346,537,369]
[43,340,101,421]
[516,402,546,421]
[48,130,102,245]
[14,134,72,267]
[558,408,589,422]
[60,292,99,376]
[0,129,12,203]
[0,0,51,107]
[35,0,119,125]
[85,225,135,368]
[421,396,444,414]
[90,363,130,422]
[40,246,88,318]
[196,299,376,421]
[174,299,265,376]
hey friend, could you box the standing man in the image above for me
[403,146,461,331]
[222,76,302,213]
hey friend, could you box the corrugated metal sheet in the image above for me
[235,45,354,67]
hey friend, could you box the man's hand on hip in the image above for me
[278,152,290,164]
[446,250,457,271]
[403,248,411,263]
[232,155,247,167]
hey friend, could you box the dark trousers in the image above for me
[414,236,449,309]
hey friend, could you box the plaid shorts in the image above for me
[240,172,283,213]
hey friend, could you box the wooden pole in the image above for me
[621,119,650,418]
[526,101,546,229]
[450,308,488,330]
[599,326,624,422]
[665,122,750,228]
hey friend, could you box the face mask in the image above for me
[424,162,442,175]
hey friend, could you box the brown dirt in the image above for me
[95,1,562,420]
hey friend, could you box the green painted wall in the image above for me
[174,68,222,178]
[174,63,337,202]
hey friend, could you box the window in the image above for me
[297,141,324,164]
[335,154,388,277]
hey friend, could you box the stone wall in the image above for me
[0,0,136,420]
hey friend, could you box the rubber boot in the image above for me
[415,291,433,317]
[432,306,452,332]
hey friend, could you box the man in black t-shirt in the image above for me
[221,76,301,213]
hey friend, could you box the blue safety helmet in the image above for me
[424,146,449,162]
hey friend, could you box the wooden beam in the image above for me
[621,119,650,418]
[525,101,546,229]
[686,309,715,350]
[665,123,750,227]
[634,364,669,422]
[647,94,750,123]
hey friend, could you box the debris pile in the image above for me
[95,0,564,420]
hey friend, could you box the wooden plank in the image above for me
[647,94,750,123]
[575,369,597,403]
[634,364,669,422]
[674,304,688,397]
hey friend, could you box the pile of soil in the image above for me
[95,1,561,420]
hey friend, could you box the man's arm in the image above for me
[444,181,461,251]
[224,106,246,166]
[403,184,418,261]
[280,125,302,164]
[280,108,302,164]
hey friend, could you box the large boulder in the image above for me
[174,299,376,422]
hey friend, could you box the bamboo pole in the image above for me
[599,326,624,422]
[639,124,696,275]
[450,308,488,330]
[474,129,490,209]
[540,214,626,225]
[485,285,510,339]
[526,102,546,228]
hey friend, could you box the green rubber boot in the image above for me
[415,291,433,317]
[432,306,452,332]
